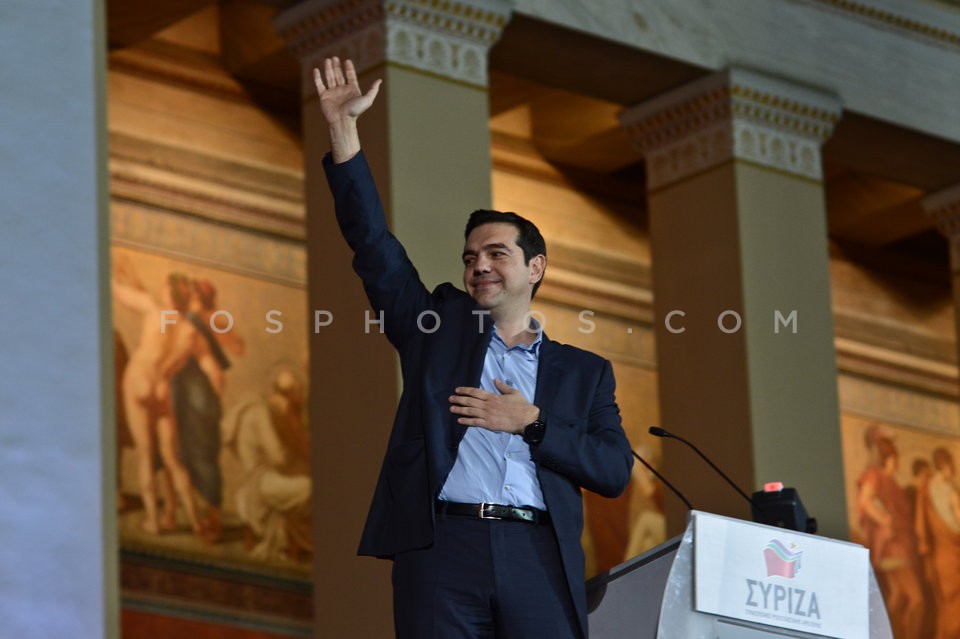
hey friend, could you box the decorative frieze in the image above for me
[112,201,307,287]
[274,0,511,88]
[798,0,960,52]
[619,68,841,189]
[838,373,960,436]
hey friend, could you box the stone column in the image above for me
[925,184,960,370]
[0,1,117,638]
[275,1,511,636]
[620,68,849,539]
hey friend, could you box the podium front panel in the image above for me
[586,536,681,638]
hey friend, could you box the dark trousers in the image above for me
[391,513,581,639]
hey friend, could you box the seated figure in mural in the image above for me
[856,435,923,639]
[111,257,204,537]
[924,446,960,639]
[155,277,240,543]
[226,368,312,562]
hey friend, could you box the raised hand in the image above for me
[312,57,381,162]
[313,57,381,124]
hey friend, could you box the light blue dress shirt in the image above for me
[439,327,546,510]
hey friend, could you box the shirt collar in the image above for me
[491,319,543,354]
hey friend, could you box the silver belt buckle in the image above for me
[478,502,500,520]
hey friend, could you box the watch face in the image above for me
[524,420,545,444]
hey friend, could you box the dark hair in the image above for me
[193,278,217,311]
[167,272,192,314]
[933,447,955,473]
[464,209,547,297]
[875,436,897,464]
[864,423,883,449]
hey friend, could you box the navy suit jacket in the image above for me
[324,151,634,636]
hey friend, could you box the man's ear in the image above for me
[529,254,546,285]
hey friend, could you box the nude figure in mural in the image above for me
[112,257,204,537]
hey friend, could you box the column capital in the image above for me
[924,183,960,239]
[274,0,512,88]
[619,68,842,189]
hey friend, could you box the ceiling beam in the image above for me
[108,0,217,48]
[220,0,298,88]
[825,113,960,192]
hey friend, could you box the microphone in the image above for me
[648,426,759,515]
[631,449,694,511]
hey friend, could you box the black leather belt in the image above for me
[435,501,551,526]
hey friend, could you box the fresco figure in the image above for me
[111,259,204,536]
[157,278,240,542]
[856,436,923,638]
[909,457,937,639]
[115,330,133,513]
[925,447,960,639]
[193,278,245,361]
[227,369,312,562]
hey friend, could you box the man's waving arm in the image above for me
[314,57,434,349]
[313,57,381,163]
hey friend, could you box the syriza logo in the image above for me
[745,539,822,623]
[764,539,802,578]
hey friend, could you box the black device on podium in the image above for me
[648,425,817,533]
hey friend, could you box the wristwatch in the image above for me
[522,409,547,445]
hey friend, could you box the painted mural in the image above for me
[112,246,311,575]
[844,414,960,638]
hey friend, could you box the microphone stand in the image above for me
[648,426,761,516]
[631,450,694,511]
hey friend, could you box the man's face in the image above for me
[462,222,544,312]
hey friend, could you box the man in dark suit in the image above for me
[314,57,634,639]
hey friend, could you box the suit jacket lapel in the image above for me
[453,310,495,444]
[467,311,494,384]
[534,336,560,413]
